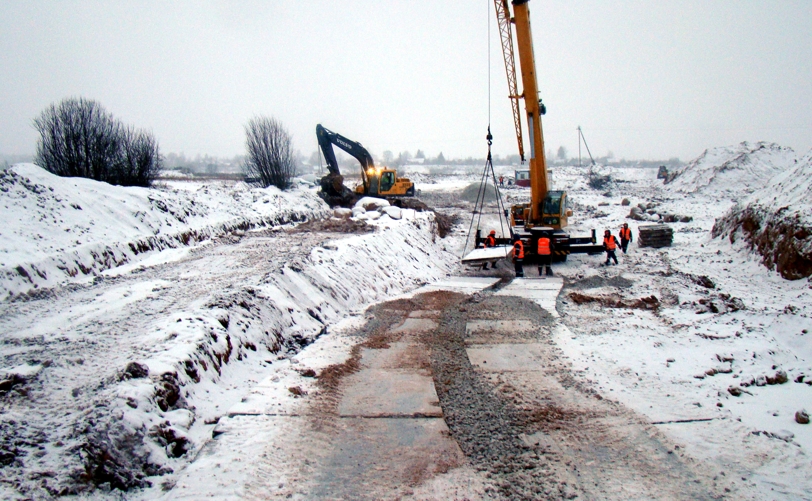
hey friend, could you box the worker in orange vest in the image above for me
[482,230,497,270]
[603,230,620,266]
[512,234,524,277]
[537,232,553,277]
[483,230,497,248]
[619,223,632,253]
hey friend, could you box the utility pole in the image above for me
[577,126,582,167]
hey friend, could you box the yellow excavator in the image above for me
[316,124,415,207]
[475,0,602,261]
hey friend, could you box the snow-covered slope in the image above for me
[665,142,795,197]
[713,150,812,279]
[0,165,460,498]
[0,164,328,299]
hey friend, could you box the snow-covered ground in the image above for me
[1,142,811,499]
[0,166,458,498]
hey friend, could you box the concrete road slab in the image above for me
[408,309,441,318]
[466,319,536,335]
[418,277,500,294]
[466,343,548,372]
[357,342,431,371]
[496,277,563,317]
[307,417,468,500]
[338,369,442,417]
[389,317,438,333]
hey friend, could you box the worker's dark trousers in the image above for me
[620,239,630,253]
[514,258,524,277]
[538,255,553,276]
[605,250,618,265]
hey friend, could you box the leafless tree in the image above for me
[116,127,163,187]
[33,97,161,187]
[243,116,296,189]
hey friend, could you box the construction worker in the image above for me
[484,230,497,248]
[603,230,620,266]
[512,234,525,277]
[619,223,632,254]
[482,230,497,270]
[537,232,553,277]
[499,175,504,187]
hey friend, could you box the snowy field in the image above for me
[1,140,811,499]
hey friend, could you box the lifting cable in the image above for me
[460,1,512,259]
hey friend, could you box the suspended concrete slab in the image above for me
[460,245,511,265]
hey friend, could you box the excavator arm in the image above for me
[316,124,373,192]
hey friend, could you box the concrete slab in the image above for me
[466,343,548,372]
[408,310,441,318]
[418,277,499,294]
[357,342,431,371]
[465,319,537,335]
[461,245,511,263]
[307,417,467,500]
[495,277,563,317]
[389,317,437,334]
[338,369,442,417]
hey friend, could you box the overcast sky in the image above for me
[2,1,811,162]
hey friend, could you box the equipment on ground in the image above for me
[638,225,673,248]
[316,124,415,207]
[475,0,602,262]
[657,165,669,180]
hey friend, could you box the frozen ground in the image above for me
[1,143,811,499]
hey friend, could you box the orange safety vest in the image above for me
[604,236,617,251]
[537,237,551,256]
[484,235,496,247]
[513,240,525,259]
[620,227,631,240]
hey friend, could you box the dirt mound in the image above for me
[712,150,812,280]
[568,292,660,310]
[459,182,500,203]
[665,141,795,196]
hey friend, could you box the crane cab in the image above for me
[510,190,572,230]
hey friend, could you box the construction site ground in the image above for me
[167,277,720,500]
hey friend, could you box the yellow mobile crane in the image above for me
[476,0,601,261]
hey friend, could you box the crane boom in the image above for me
[493,0,525,162]
[511,0,550,225]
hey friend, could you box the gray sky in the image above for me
[2,1,811,162]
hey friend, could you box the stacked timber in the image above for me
[638,224,673,248]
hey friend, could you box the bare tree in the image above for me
[243,116,296,189]
[34,97,121,181]
[33,97,161,186]
[116,127,163,187]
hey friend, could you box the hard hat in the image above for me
[489,230,496,235]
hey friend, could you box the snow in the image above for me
[664,141,796,197]
[2,144,811,499]
[0,165,458,499]
[0,164,328,300]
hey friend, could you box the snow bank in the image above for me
[712,150,812,279]
[665,141,795,197]
[0,164,329,299]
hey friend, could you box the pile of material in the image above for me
[712,151,812,279]
[638,225,673,248]
[664,141,795,196]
